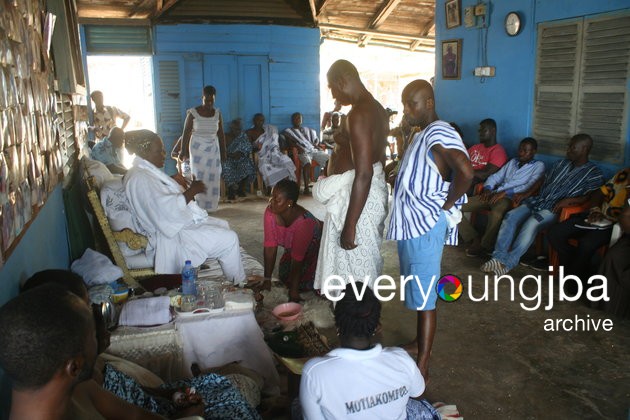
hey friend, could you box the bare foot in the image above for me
[401,339,418,357]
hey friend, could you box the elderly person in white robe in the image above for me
[123,130,246,284]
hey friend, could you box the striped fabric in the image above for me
[283,126,319,153]
[387,120,469,243]
[525,159,603,211]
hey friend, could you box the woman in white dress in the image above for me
[180,85,226,212]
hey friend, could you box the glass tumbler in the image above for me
[181,294,196,312]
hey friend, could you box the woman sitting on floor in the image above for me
[262,179,322,302]
[299,283,439,420]
[124,130,245,283]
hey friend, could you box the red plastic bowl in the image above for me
[272,302,303,321]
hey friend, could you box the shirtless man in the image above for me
[313,59,390,293]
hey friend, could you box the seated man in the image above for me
[91,126,127,174]
[22,269,257,419]
[283,112,329,194]
[124,130,246,283]
[481,134,603,276]
[547,167,629,276]
[460,137,545,257]
[20,271,178,420]
[247,113,296,188]
[0,284,98,420]
[467,118,508,188]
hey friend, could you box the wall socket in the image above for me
[474,66,495,77]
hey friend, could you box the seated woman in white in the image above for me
[299,284,438,420]
[124,130,245,283]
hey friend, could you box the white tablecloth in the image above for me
[108,308,280,394]
[176,309,280,394]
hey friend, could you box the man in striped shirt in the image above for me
[387,80,473,380]
[481,134,604,276]
[460,137,545,257]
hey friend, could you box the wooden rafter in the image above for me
[128,0,153,18]
[308,0,318,24]
[358,0,403,47]
[317,0,334,18]
[409,39,421,51]
[153,0,182,20]
[321,23,434,44]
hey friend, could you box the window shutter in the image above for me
[577,15,630,164]
[533,21,583,157]
[84,25,152,55]
[156,60,182,127]
[533,13,630,164]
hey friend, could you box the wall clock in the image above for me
[505,12,522,36]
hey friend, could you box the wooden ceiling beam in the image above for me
[324,33,434,53]
[358,0,403,48]
[321,23,434,44]
[317,0,334,17]
[78,17,152,26]
[308,0,318,24]
[421,20,435,37]
[153,0,182,19]
[371,0,403,28]
[128,0,153,18]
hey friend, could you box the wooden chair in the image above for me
[251,152,265,194]
[83,175,154,288]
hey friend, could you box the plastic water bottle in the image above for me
[181,260,197,296]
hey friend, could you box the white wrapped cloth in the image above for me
[124,156,246,284]
[71,248,124,286]
[313,162,388,291]
[119,296,172,327]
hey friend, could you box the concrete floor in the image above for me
[214,193,630,420]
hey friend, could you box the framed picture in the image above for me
[441,39,462,80]
[445,0,461,29]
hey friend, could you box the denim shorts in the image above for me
[398,212,447,311]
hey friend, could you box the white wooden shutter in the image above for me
[577,15,630,164]
[533,21,583,157]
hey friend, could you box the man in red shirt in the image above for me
[467,118,508,188]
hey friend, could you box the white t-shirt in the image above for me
[300,344,425,419]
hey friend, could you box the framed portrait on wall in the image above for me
[442,39,462,80]
[445,0,461,29]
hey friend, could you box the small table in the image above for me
[108,307,280,394]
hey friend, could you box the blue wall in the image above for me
[0,186,70,305]
[154,24,321,135]
[434,0,630,178]
[0,185,70,419]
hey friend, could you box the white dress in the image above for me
[188,107,222,211]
